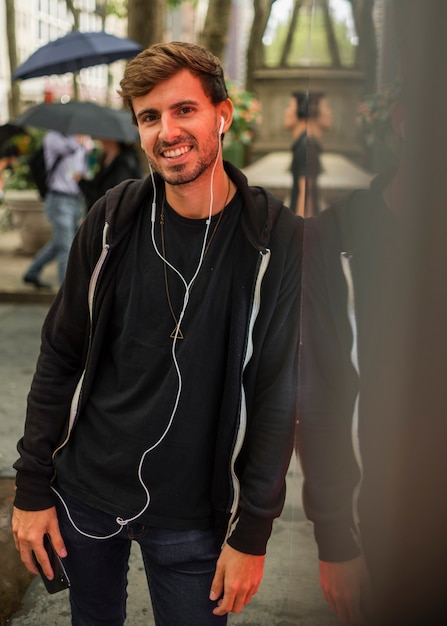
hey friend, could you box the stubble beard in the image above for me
[148,134,220,187]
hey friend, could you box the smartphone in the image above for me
[32,533,70,594]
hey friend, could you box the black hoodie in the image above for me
[14,162,303,556]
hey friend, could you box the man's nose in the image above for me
[159,115,181,142]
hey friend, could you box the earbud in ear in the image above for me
[219,116,225,134]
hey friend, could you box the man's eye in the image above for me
[179,107,194,115]
[143,114,158,123]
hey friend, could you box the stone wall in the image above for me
[250,67,367,164]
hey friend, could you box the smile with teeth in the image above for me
[162,145,192,158]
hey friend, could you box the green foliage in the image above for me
[3,130,45,192]
[356,81,401,148]
[226,81,262,145]
[167,0,194,8]
[264,7,356,67]
[106,0,127,20]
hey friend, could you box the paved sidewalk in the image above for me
[0,228,339,625]
[0,228,57,304]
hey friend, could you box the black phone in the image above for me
[32,533,70,594]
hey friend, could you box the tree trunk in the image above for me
[5,0,20,117]
[321,0,342,67]
[351,0,377,93]
[279,0,302,68]
[246,0,277,91]
[128,0,165,49]
[199,0,233,61]
[65,0,81,100]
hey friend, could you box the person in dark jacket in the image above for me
[12,42,302,626]
[77,139,143,212]
[283,91,332,217]
[23,130,88,288]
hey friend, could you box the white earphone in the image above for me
[54,112,225,542]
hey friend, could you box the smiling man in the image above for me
[12,42,303,625]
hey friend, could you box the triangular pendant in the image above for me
[170,325,184,339]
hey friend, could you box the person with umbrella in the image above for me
[23,130,88,288]
[11,41,302,625]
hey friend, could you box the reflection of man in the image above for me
[283,91,332,217]
[23,130,87,289]
[12,42,302,625]
[297,94,412,626]
[298,51,447,623]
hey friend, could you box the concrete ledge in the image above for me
[243,151,373,209]
[0,289,56,304]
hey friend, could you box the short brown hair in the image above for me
[119,41,229,122]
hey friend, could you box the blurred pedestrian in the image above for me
[23,130,88,289]
[283,91,332,217]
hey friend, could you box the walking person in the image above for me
[283,91,332,217]
[12,42,302,625]
[23,130,88,288]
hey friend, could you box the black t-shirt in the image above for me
[55,192,243,529]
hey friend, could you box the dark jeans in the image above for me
[55,488,227,626]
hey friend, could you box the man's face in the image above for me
[133,69,227,186]
[283,97,298,130]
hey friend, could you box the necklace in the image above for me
[160,177,231,339]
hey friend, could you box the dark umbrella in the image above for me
[15,102,140,143]
[13,30,142,80]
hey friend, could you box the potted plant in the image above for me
[223,81,262,168]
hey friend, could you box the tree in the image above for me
[127,0,165,49]
[199,0,233,60]
[65,0,81,99]
[279,0,302,68]
[246,0,277,91]
[321,0,342,68]
[5,0,20,117]
[349,0,377,93]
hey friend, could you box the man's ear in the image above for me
[219,98,234,134]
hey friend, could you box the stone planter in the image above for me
[3,189,51,255]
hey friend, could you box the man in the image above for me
[12,42,302,625]
[23,130,88,288]
[283,91,332,217]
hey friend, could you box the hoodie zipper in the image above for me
[224,248,271,544]
[52,223,110,460]
[340,251,363,547]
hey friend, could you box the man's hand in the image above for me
[209,544,265,616]
[319,555,372,625]
[12,506,67,580]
